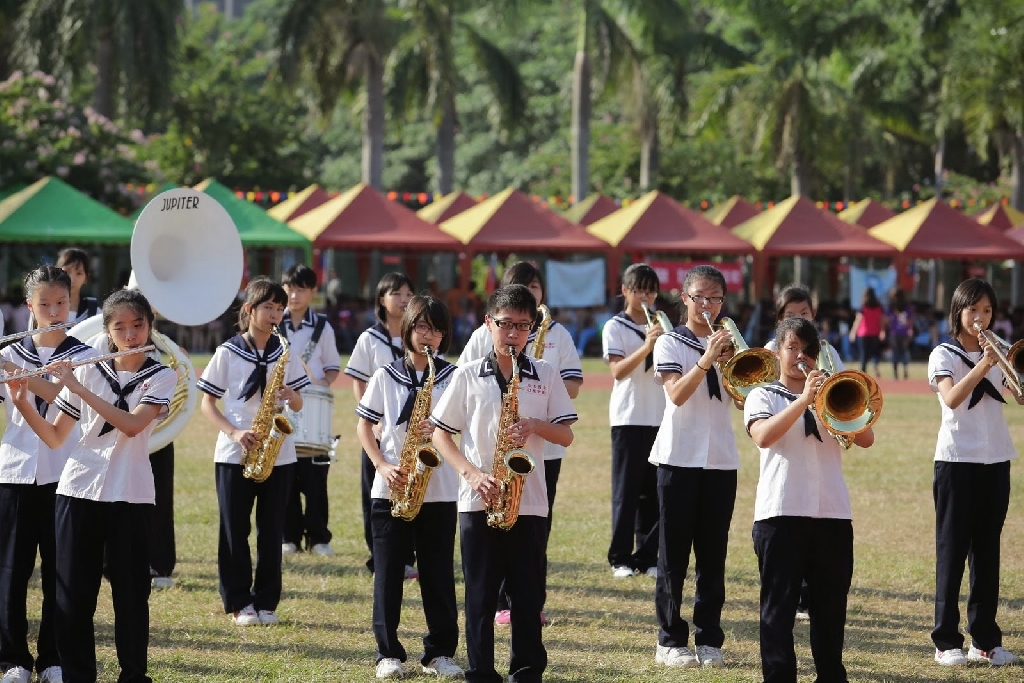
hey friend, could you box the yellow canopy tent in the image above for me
[837,198,896,229]
[704,195,759,228]
[974,203,1024,231]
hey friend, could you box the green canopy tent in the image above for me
[0,184,26,202]
[129,182,181,220]
[0,177,133,243]
[193,178,312,262]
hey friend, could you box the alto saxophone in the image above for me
[241,327,295,483]
[530,304,552,359]
[486,346,537,530]
[391,348,444,521]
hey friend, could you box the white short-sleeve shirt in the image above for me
[54,358,177,503]
[744,383,852,521]
[458,320,582,461]
[928,342,1016,464]
[0,336,97,485]
[649,328,740,470]
[280,309,341,383]
[764,337,845,373]
[345,323,404,383]
[602,312,665,426]
[430,354,578,516]
[356,358,459,502]
[197,334,312,466]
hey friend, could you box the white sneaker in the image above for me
[0,667,30,683]
[257,609,280,625]
[795,609,810,621]
[644,566,659,578]
[404,565,419,580]
[231,604,261,626]
[935,648,969,666]
[281,542,299,555]
[968,645,1021,666]
[696,645,725,668]
[375,658,406,678]
[38,667,63,683]
[151,576,174,590]
[422,656,464,677]
[311,543,335,556]
[655,644,699,668]
[611,565,636,578]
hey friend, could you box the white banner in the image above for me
[849,265,897,307]
[545,259,606,307]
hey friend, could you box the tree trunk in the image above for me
[436,96,456,195]
[363,55,385,190]
[934,133,946,193]
[639,116,659,192]
[790,148,810,197]
[1011,131,1024,211]
[94,25,115,119]
[571,49,591,204]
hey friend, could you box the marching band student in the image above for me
[431,284,577,683]
[649,265,738,669]
[0,266,96,683]
[458,262,582,625]
[929,278,1022,667]
[602,263,664,578]
[56,248,100,325]
[198,278,309,627]
[346,273,415,576]
[279,264,342,557]
[745,316,874,683]
[356,295,463,680]
[7,288,176,683]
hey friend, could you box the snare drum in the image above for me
[289,385,335,455]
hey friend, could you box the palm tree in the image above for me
[692,0,886,196]
[387,0,525,195]
[0,1,27,79]
[13,0,180,121]
[279,0,400,190]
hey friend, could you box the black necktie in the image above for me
[623,317,653,371]
[240,334,273,402]
[17,336,51,417]
[97,360,155,436]
[764,385,822,441]
[705,363,722,401]
[945,341,1007,409]
[488,350,512,395]
[396,361,425,426]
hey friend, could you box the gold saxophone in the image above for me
[391,348,444,521]
[530,304,552,359]
[241,327,295,483]
[486,346,537,530]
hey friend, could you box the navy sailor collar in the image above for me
[478,348,540,381]
[94,354,166,386]
[384,355,456,388]
[612,310,646,332]
[283,308,317,333]
[222,333,284,363]
[13,334,92,367]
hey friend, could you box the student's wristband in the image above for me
[695,362,710,373]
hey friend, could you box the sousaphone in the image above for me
[71,188,243,452]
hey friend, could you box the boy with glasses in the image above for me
[602,263,665,578]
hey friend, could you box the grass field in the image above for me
[6,359,1024,681]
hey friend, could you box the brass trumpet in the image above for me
[972,322,1024,399]
[797,341,882,449]
[641,302,672,334]
[701,311,779,404]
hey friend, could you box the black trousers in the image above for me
[215,462,293,614]
[148,443,175,578]
[0,482,58,675]
[655,465,736,649]
[54,495,152,683]
[752,517,853,683]
[607,426,659,570]
[461,512,547,683]
[283,456,333,548]
[371,499,458,665]
[497,458,561,613]
[361,449,375,571]
[932,460,1011,652]
[857,335,881,372]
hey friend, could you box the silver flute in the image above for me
[0,345,157,384]
[0,321,77,346]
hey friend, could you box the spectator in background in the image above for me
[993,307,1014,342]
[887,289,913,380]
[0,287,30,334]
[849,287,884,376]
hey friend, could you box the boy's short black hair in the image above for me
[282,264,318,289]
[487,284,538,320]
[401,295,453,355]
[622,263,660,292]
[774,316,820,358]
[775,284,814,321]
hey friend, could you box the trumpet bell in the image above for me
[815,370,882,437]
[721,348,781,403]
[1007,340,1024,376]
[131,188,243,326]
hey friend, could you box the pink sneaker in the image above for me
[494,610,511,625]
[540,612,550,626]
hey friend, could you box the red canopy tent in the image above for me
[705,195,760,228]
[267,184,331,223]
[417,191,477,224]
[837,198,897,229]
[974,203,1024,231]
[563,193,619,226]
[868,198,1024,259]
